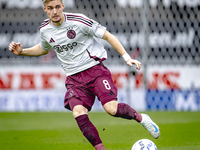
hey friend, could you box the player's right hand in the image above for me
[127,59,142,70]
[8,42,23,55]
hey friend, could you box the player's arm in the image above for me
[9,42,49,56]
[102,30,141,70]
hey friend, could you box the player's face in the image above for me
[44,0,64,26]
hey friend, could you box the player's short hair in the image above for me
[42,0,63,5]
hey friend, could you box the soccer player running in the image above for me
[9,0,160,149]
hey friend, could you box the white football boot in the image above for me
[140,114,160,139]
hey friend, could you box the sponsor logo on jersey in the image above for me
[53,42,78,53]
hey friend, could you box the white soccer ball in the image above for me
[131,139,157,150]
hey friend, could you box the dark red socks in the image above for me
[114,103,142,122]
[75,104,141,150]
[75,114,104,149]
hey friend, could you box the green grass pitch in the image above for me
[0,111,200,150]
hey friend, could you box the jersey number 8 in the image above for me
[103,80,111,90]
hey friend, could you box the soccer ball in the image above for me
[131,139,157,150]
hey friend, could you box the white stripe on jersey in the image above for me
[39,12,107,76]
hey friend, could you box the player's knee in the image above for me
[104,105,118,116]
[103,100,118,116]
[73,110,88,118]
[105,108,117,116]
[73,105,88,118]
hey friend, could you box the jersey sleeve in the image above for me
[39,31,52,51]
[80,14,106,38]
[92,21,107,38]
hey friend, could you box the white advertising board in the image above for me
[0,65,200,111]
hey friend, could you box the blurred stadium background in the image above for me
[0,0,200,112]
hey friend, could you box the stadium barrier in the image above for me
[0,66,199,111]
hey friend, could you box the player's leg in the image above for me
[103,100,160,139]
[103,100,142,122]
[92,63,141,122]
[64,69,106,150]
[70,98,106,150]
[94,63,160,139]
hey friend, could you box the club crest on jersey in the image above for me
[67,30,76,39]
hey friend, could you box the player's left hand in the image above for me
[127,59,142,70]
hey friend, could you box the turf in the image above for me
[0,111,200,150]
